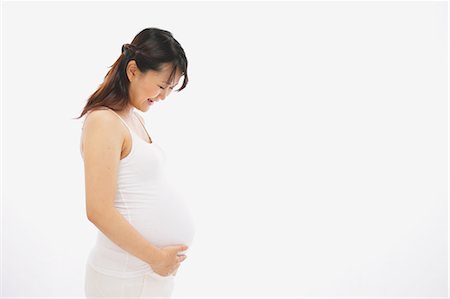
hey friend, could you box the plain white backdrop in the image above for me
[1,1,448,298]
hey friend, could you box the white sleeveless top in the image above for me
[81,107,196,278]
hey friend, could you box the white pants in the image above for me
[85,263,175,299]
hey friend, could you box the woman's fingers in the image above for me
[172,264,180,276]
[172,254,187,275]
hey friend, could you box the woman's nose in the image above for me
[156,89,170,101]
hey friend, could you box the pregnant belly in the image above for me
[130,197,196,248]
[115,183,196,249]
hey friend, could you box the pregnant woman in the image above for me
[76,27,195,298]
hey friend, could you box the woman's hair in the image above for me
[75,27,188,119]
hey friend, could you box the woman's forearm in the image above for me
[88,207,161,266]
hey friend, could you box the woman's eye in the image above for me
[159,85,173,90]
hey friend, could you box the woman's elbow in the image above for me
[86,206,112,223]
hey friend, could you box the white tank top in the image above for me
[81,107,196,278]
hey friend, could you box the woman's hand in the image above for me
[150,244,188,276]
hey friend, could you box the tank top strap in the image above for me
[102,107,133,133]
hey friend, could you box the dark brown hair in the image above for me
[74,27,188,119]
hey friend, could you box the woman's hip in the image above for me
[84,262,175,298]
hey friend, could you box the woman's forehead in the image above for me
[146,63,182,84]
[163,70,183,84]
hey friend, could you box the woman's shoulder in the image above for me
[81,107,126,139]
[81,108,126,160]
[83,107,120,127]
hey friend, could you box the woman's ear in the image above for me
[126,60,139,82]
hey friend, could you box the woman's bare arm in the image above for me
[81,110,161,266]
[89,206,161,266]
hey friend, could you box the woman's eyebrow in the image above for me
[163,81,179,87]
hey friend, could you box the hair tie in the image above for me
[121,43,137,56]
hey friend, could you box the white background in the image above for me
[2,1,448,298]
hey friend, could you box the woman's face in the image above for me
[126,61,182,112]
